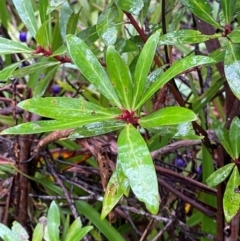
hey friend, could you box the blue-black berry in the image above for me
[175,157,187,168]
[52,84,61,95]
[19,32,27,42]
[196,165,202,174]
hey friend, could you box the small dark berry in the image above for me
[196,165,202,174]
[175,158,187,168]
[19,32,27,42]
[52,84,61,94]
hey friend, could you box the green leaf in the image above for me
[11,221,29,241]
[106,46,133,109]
[66,10,80,36]
[101,171,124,220]
[12,0,38,38]
[77,25,99,45]
[0,37,33,54]
[35,19,51,48]
[117,124,159,214]
[47,0,65,14]
[75,201,125,241]
[180,0,221,29]
[66,35,121,108]
[206,163,235,187]
[11,62,60,78]
[214,121,235,159]
[97,3,119,46]
[0,224,19,241]
[39,0,49,24]
[0,62,21,81]
[32,222,45,241]
[116,161,130,196]
[208,47,226,64]
[159,30,220,45]
[114,0,144,15]
[221,0,237,24]
[223,165,240,222]
[47,201,60,241]
[227,29,240,43]
[33,66,58,97]
[139,107,197,128]
[229,117,240,159]
[18,97,121,119]
[148,122,202,140]
[65,217,92,241]
[135,55,216,109]
[224,43,240,100]
[132,30,160,109]
[69,120,125,138]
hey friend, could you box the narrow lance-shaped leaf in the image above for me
[12,221,29,241]
[0,224,20,241]
[106,46,133,109]
[0,37,33,54]
[180,0,221,29]
[101,171,124,220]
[69,120,125,139]
[139,106,197,128]
[1,116,116,135]
[66,35,121,108]
[206,163,235,187]
[132,30,160,109]
[114,0,144,15]
[135,55,216,109]
[118,124,159,214]
[229,117,240,159]
[224,42,240,100]
[158,30,221,45]
[97,3,119,46]
[221,0,237,25]
[12,0,38,38]
[17,97,121,119]
[223,165,240,222]
[47,201,60,241]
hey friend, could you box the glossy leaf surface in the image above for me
[118,124,159,214]
[224,42,240,100]
[47,201,60,241]
[69,120,125,138]
[116,161,130,196]
[0,37,33,54]
[0,224,19,241]
[135,56,215,109]
[17,97,121,119]
[66,35,121,108]
[114,0,144,15]
[227,29,240,43]
[206,163,235,187]
[139,107,197,128]
[12,0,38,37]
[106,46,132,109]
[180,0,221,29]
[132,31,160,108]
[101,171,124,220]
[229,117,240,159]
[221,0,237,24]
[223,165,240,222]
[97,4,118,46]
[159,30,220,45]
[59,1,72,40]
[12,222,29,241]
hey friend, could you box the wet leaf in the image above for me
[17,97,121,119]
[66,35,121,108]
[223,165,240,222]
[229,117,240,159]
[106,46,133,109]
[12,0,38,37]
[101,171,124,220]
[47,201,60,241]
[180,0,221,29]
[159,30,220,45]
[12,222,29,241]
[221,0,237,24]
[139,107,197,127]
[132,30,160,109]
[206,163,235,187]
[135,55,216,109]
[118,124,159,214]
[114,0,144,15]
[97,3,119,46]
[0,37,33,54]
[69,120,125,138]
